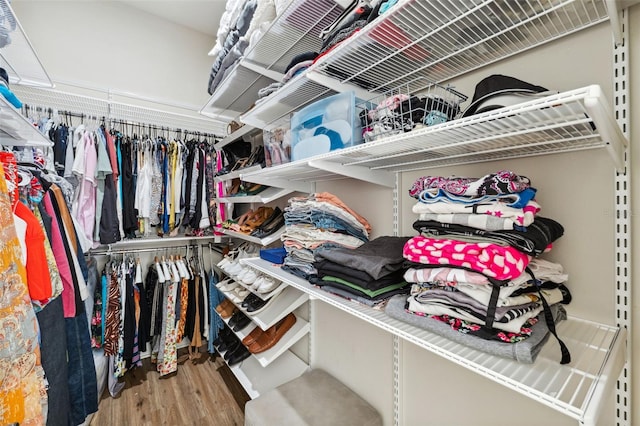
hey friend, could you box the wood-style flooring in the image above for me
[90,351,249,426]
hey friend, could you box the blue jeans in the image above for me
[65,306,98,425]
[36,296,70,426]
[310,211,368,242]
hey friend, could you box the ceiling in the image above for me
[120,0,226,37]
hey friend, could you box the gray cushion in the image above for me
[245,369,382,426]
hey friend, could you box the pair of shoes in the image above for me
[212,326,233,347]
[215,327,239,353]
[240,206,274,234]
[248,313,297,354]
[228,311,252,331]
[241,293,263,309]
[227,344,251,366]
[245,294,271,314]
[250,207,284,238]
[215,299,234,315]
[217,300,237,319]
[218,280,239,292]
[237,268,258,284]
[254,276,282,294]
[251,214,285,239]
[241,326,264,347]
[223,338,243,360]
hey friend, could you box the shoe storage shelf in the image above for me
[0,0,53,87]
[239,85,627,194]
[0,96,54,147]
[214,226,284,247]
[222,350,309,400]
[218,310,309,368]
[214,164,264,184]
[214,123,258,151]
[226,272,288,302]
[200,0,344,121]
[236,0,616,129]
[215,186,294,205]
[219,282,308,331]
[243,257,627,425]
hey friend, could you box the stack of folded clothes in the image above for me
[311,236,411,308]
[281,192,371,280]
[385,170,572,364]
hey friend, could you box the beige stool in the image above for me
[244,369,382,426]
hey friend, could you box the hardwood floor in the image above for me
[90,351,249,426]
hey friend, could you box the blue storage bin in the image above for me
[290,91,363,161]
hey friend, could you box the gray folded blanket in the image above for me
[385,294,566,363]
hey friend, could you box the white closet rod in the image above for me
[89,245,191,257]
[21,103,219,140]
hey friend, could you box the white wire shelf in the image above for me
[214,164,263,183]
[221,347,309,399]
[0,0,53,87]
[241,0,343,74]
[216,187,294,204]
[200,0,343,123]
[240,71,335,129]
[215,124,258,151]
[200,63,276,121]
[240,85,626,191]
[0,95,52,147]
[244,257,627,424]
[313,0,610,93]
[214,226,285,247]
[229,0,614,131]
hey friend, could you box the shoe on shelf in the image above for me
[241,326,264,347]
[220,304,238,319]
[216,332,239,353]
[245,295,271,314]
[232,314,253,332]
[236,287,250,298]
[248,313,297,354]
[228,310,246,329]
[227,345,251,366]
[241,269,259,285]
[226,262,245,276]
[256,276,281,294]
[217,256,232,270]
[236,267,251,282]
[223,339,243,360]
[216,278,233,289]
[212,326,233,347]
[241,293,263,309]
[219,281,240,292]
[215,299,234,315]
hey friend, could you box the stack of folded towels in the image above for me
[385,170,572,364]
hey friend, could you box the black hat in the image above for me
[0,68,8,86]
[461,74,549,117]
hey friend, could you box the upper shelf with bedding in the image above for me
[200,0,345,120]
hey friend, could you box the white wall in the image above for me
[12,0,215,109]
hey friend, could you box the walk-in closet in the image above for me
[0,0,638,425]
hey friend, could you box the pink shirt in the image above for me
[43,192,76,317]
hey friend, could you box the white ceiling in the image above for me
[120,0,226,37]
